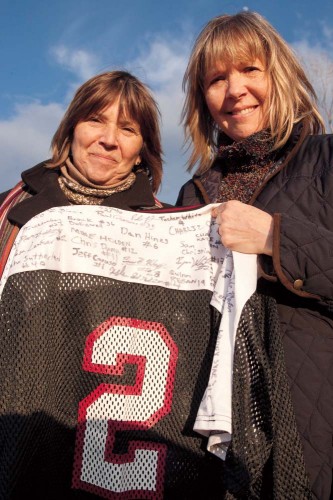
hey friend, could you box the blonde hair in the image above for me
[49,71,163,192]
[182,11,325,173]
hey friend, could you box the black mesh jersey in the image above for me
[0,269,225,499]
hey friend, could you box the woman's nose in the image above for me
[99,125,118,147]
[226,74,247,99]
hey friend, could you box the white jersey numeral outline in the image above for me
[72,316,178,499]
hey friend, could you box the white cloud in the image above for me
[0,101,65,190]
[321,22,333,49]
[127,35,192,201]
[51,45,100,81]
[293,40,333,131]
[131,37,189,86]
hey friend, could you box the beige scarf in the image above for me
[58,159,136,205]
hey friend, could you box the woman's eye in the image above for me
[213,75,226,83]
[244,66,261,73]
[208,75,226,87]
[88,116,101,123]
[120,124,138,135]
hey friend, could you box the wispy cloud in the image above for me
[127,35,192,198]
[51,45,100,80]
[130,37,190,86]
[321,21,333,49]
[0,101,64,189]
[293,39,333,131]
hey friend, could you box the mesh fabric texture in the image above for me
[225,293,312,499]
[0,269,224,499]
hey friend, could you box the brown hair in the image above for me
[182,11,325,173]
[49,70,163,192]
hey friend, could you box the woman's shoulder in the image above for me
[21,160,57,189]
[0,161,53,200]
[0,189,11,205]
[288,133,333,171]
[176,178,205,207]
[298,133,333,152]
[176,163,225,206]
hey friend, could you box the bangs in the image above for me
[83,81,144,129]
[200,24,269,80]
[117,82,154,137]
[118,88,142,126]
[76,88,120,122]
[81,91,141,126]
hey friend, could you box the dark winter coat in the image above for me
[176,133,333,500]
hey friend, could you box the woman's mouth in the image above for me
[228,106,258,116]
[90,153,117,162]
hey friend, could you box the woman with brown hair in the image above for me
[0,70,165,248]
[0,70,173,498]
[177,11,333,499]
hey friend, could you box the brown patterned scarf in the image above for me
[58,174,136,205]
[215,131,279,203]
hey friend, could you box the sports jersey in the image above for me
[0,205,256,499]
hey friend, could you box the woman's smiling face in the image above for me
[204,58,269,141]
[71,98,143,186]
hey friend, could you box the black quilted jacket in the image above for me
[176,133,333,500]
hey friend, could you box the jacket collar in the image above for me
[8,162,158,227]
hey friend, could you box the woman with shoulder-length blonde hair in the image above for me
[177,10,333,500]
[181,11,324,175]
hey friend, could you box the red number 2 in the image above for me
[72,317,178,499]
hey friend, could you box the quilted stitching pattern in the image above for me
[280,216,333,299]
[255,135,333,499]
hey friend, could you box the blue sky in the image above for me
[1,0,333,203]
